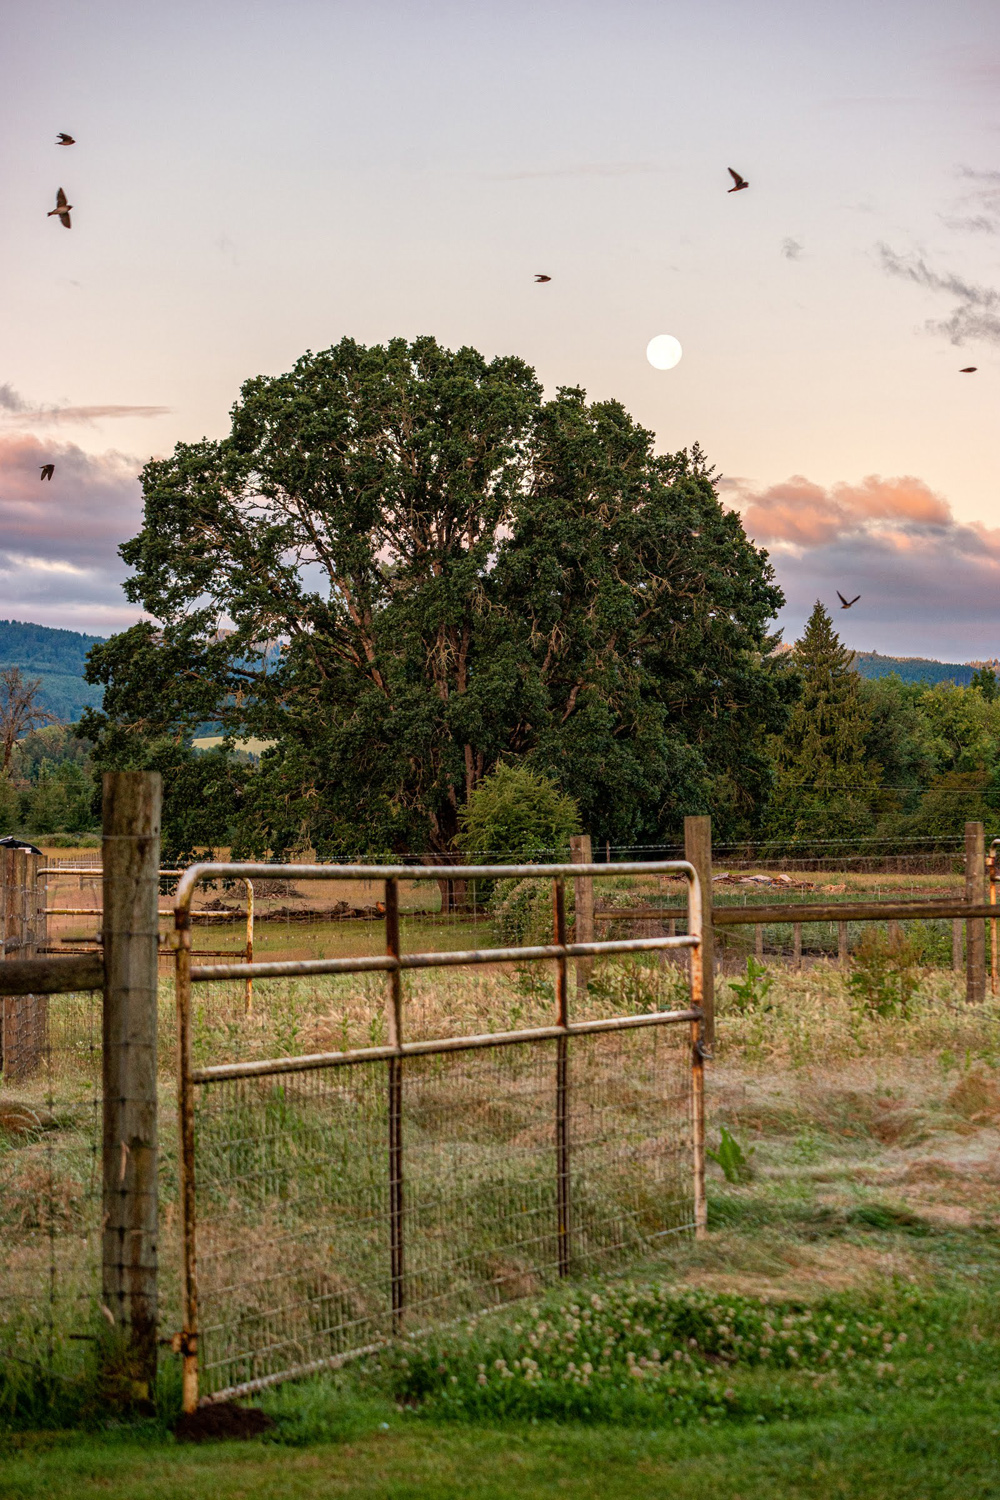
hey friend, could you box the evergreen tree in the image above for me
[766,602,882,842]
[970,665,999,702]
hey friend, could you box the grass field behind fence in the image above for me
[5,866,1000,1412]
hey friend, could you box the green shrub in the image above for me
[726,957,774,1014]
[490,875,575,945]
[848,928,924,1018]
[707,1125,755,1183]
[458,764,581,861]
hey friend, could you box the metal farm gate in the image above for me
[173,860,708,1410]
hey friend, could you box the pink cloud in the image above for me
[724,473,952,547]
[722,471,1000,656]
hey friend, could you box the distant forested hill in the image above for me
[0,619,106,721]
[853,651,976,687]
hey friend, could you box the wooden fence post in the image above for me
[569,835,593,997]
[102,771,162,1395]
[838,921,848,968]
[952,918,963,973]
[966,821,986,1004]
[0,848,48,1079]
[684,816,714,1049]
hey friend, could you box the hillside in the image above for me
[852,651,976,687]
[0,619,106,721]
[0,619,989,727]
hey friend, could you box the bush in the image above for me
[847,928,924,1018]
[458,764,581,861]
[725,957,774,1014]
[490,874,575,945]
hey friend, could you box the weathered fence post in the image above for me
[0,847,48,1079]
[684,816,714,1049]
[838,921,848,968]
[569,834,594,997]
[102,771,161,1395]
[966,821,986,1004]
[952,918,963,973]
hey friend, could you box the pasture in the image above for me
[4,917,1000,1495]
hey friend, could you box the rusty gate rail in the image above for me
[174,859,706,1411]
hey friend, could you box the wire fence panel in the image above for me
[567,1027,692,1271]
[0,987,102,1383]
[190,1025,694,1402]
[193,1059,389,1397]
[401,1041,560,1325]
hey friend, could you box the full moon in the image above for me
[646,334,683,370]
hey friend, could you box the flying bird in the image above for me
[727,168,749,192]
[39,465,54,481]
[836,590,860,609]
[534,274,551,283]
[47,188,72,228]
[56,133,75,145]
[960,367,977,373]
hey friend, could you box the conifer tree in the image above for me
[766,601,881,841]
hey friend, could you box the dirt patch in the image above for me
[173,1400,275,1443]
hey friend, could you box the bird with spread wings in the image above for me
[837,590,860,609]
[47,188,72,228]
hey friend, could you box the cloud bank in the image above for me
[724,473,1000,657]
[0,433,146,632]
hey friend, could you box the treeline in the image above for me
[0,725,98,841]
[4,612,999,856]
[764,603,1000,848]
[0,620,106,722]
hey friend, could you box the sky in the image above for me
[2,0,1000,657]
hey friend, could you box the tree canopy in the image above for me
[83,336,789,859]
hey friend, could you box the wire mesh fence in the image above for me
[0,985,102,1384]
[189,1014,694,1400]
[1,848,104,1387]
[588,836,983,975]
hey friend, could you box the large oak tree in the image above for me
[83,337,790,858]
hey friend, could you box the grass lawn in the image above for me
[1,1404,1000,1500]
[3,1402,1000,1499]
